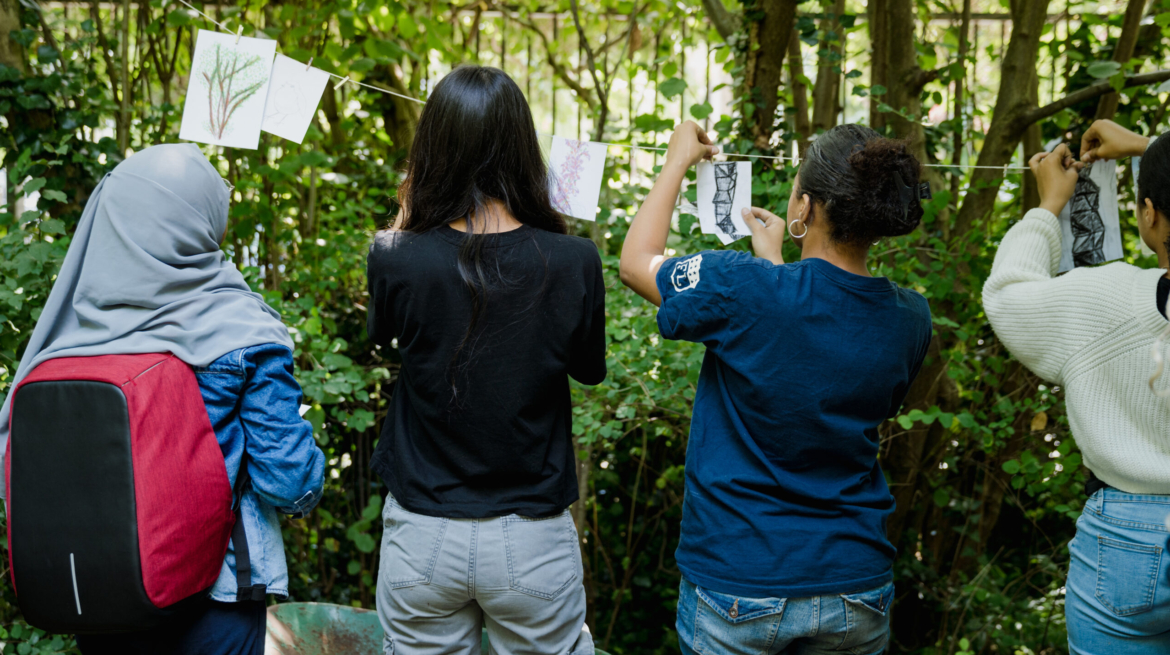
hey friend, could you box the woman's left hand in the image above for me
[1029,144,1084,217]
[743,207,785,265]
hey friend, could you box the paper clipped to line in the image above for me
[179,30,277,150]
[262,54,332,144]
[696,161,752,245]
[1056,160,1122,273]
[549,136,608,221]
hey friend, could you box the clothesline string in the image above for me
[174,0,1032,172]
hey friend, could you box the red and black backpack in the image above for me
[4,353,258,633]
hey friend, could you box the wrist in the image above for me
[1135,135,1153,156]
[1038,200,1066,217]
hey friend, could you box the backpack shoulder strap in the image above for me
[232,455,267,602]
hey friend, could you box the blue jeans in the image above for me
[677,578,892,654]
[1067,488,1170,653]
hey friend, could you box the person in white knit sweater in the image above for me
[983,120,1170,653]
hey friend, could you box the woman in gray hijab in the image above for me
[1,144,325,654]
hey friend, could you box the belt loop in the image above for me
[1087,489,1103,513]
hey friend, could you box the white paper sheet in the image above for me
[1057,159,1122,272]
[261,54,331,144]
[549,136,608,221]
[697,161,752,244]
[179,30,277,149]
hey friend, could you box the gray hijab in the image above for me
[0,144,292,496]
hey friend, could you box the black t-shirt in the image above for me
[366,224,607,518]
[1158,276,1170,317]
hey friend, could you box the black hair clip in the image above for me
[893,172,931,223]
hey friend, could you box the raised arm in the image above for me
[619,121,718,306]
[982,145,1106,382]
[1080,119,1152,164]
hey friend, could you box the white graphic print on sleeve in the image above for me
[671,254,702,292]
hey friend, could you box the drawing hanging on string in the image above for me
[1056,159,1122,272]
[548,136,608,221]
[696,161,752,244]
[261,54,331,144]
[179,29,277,149]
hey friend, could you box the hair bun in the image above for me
[846,139,925,239]
[797,125,926,246]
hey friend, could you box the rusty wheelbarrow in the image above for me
[265,602,612,654]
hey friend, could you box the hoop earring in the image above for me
[788,220,808,239]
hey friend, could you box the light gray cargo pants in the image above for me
[376,494,594,655]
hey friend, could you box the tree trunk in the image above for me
[811,0,846,133]
[743,0,799,150]
[0,0,24,73]
[949,0,972,216]
[118,0,131,154]
[700,0,738,40]
[1093,0,1148,121]
[884,0,936,162]
[788,32,811,156]
[952,0,1051,237]
[867,0,888,131]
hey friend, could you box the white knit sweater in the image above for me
[983,208,1170,494]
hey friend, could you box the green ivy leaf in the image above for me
[689,102,713,120]
[1002,459,1021,474]
[39,219,65,235]
[1086,60,1121,79]
[659,77,687,99]
[933,488,950,507]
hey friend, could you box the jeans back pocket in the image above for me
[380,495,449,589]
[502,512,579,599]
[1096,536,1162,616]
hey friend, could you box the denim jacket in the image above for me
[193,343,326,602]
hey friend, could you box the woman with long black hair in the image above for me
[366,65,606,655]
[620,122,932,653]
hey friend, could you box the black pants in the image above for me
[76,599,265,655]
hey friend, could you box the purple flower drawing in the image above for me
[552,139,592,213]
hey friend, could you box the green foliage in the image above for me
[1,0,1169,654]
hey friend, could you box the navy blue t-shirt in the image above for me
[656,251,931,598]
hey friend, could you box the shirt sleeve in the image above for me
[238,344,326,518]
[366,236,398,346]
[567,248,608,385]
[888,299,933,418]
[982,208,1125,384]
[655,250,755,345]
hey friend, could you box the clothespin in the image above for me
[334,76,352,90]
[234,26,243,45]
[1002,163,1009,179]
[305,57,314,71]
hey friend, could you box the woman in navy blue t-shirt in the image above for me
[619,122,931,654]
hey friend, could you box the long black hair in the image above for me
[798,124,925,246]
[397,65,565,400]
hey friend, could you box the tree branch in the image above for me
[1023,70,1170,126]
[701,0,739,41]
[569,0,606,109]
[506,10,596,109]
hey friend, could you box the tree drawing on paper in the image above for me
[196,44,267,139]
[1069,168,1105,267]
[551,139,592,213]
[713,162,741,239]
